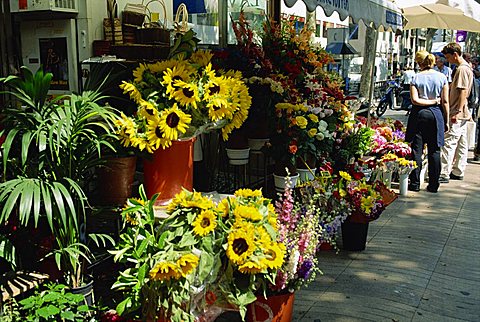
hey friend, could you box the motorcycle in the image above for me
[376,80,412,117]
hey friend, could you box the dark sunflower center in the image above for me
[146,107,155,115]
[166,112,180,128]
[201,217,211,228]
[183,87,194,98]
[266,249,276,260]
[210,83,220,94]
[232,238,248,255]
[213,104,221,111]
[155,126,163,139]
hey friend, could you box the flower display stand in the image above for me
[226,148,250,165]
[143,138,194,205]
[398,173,409,196]
[246,292,295,322]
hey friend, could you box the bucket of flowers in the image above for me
[334,171,387,251]
[396,158,417,196]
[115,31,252,203]
[109,186,284,322]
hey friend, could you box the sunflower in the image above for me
[149,261,181,281]
[130,136,155,153]
[146,117,171,150]
[162,65,193,98]
[238,260,266,274]
[234,205,263,222]
[138,101,158,120]
[234,188,262,199]
[184,191,215,210]
[192,209,217,236]
[124,213,139,226]
[226,228,255,265]
[158,105,192,141]
[203,76,228,101]
[133,63,148,83]
[167,190,189,213]
[190,49,213,67]
[120,81,143,104]
[216,197,232,218]
[115,113,136,147]
[262,243,285,269]
[176,254,199,277]
[172,81,201,109]
[207,98,233,121]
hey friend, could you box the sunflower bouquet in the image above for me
[110,186,284,322]
[115,48,251,153]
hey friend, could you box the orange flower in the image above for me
[289,144,298,154]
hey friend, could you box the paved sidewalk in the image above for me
[294,150,480,321]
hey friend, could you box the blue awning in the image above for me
[325,42,358,55]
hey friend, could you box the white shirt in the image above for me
[402,70,416,85]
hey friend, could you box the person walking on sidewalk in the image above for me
[406,51,449,193]
[439,43,474,183]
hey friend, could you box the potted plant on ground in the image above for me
[110,186,285,322]
[0,67,115,290]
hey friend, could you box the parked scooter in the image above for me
[376,80,412,117]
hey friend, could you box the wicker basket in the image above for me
[136,0,170,44]
[122,3,146,26]
[103,18,123,44]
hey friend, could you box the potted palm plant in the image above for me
[0,67,115,291]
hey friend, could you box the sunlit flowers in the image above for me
[116,51,251,153]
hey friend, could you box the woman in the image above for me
[406,51,449,193]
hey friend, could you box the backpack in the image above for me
[468,78,480,118]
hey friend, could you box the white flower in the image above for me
[315,132,325,141]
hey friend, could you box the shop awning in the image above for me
[325,42,358,55]
[283,0,403,32]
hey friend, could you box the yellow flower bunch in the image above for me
[116,51,252,153]
[397,157,417,175]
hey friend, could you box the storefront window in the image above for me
[228,0,268,44]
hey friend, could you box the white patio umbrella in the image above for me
[398,0,480,32]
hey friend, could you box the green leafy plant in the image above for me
[17,283,96,321]
[0,67,115,288]
[111,186,284,321]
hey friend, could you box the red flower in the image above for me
[205,291,217,305]
[289,144,298,154]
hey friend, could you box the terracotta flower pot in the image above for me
[246,292,295,322]
[143,138,195,205]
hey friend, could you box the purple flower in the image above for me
[298,260,313,280]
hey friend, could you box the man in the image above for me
[402,65,416,91]
[439,43,474,183]
[433,55,453,83]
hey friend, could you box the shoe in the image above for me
[449,173,464,180]
[408,184,420,192]
[426,185,438,193]
[438,176,450,183]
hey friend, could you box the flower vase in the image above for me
[273,173,299,194]
[246,292,295,322]
[382,170,393,188]
[143,138,195,205]
[399,173,409,196]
